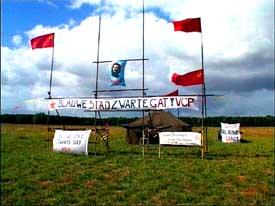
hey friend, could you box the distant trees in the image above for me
[1,113,137,126]
[32,113,47,124]
[180,116,275,127]
[1,113,274,127]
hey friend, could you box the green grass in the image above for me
[1,124,274,205]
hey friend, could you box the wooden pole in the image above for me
[94,16,101,156]
[92,88,149,93]
[47,93,221,100]
[142,0,146,158]
[47,43,55,140]
[95,16,101,100]
[200,18,208,155]
[159,145,161,158]
[93,58,149,63]
[49,45,55,97]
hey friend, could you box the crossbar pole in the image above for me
[92,58,149,64]
[92,88,149,93]
[45,94,223,100]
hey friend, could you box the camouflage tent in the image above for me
[123,111,191,144]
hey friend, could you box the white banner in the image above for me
[53,130,91,155]
[221,123,241,143]
[48,96,198,111]
[159,132,202,146]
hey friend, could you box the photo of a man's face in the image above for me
[111,63,121,78]
[110,60,126,86]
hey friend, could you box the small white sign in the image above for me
[221,123,241,143]
[159,132,202,146]
[53,130,91,155]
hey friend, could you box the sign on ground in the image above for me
[159,132,202,146]
[53,130,91,155]
[221,123,241,143]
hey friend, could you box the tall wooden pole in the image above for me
[47,42,55,139]
[95,16,101,100]
[94,16,101,156]
[142,0,145,158]
[49,46,55,97]
[200,19,208,156]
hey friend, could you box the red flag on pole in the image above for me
[164,90,179,96]
[171,69,204,86]
[30,33,54,49]
[173,18,201,33]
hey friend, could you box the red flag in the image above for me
[30,33,54,49]
[164,90,179,96]
[173,18,201,33]
[171,69,204,86]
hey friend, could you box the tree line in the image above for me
[179,116,274,127]
[1,113,274,127]
[0,113,137,126]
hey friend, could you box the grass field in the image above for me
[1,124,274,205]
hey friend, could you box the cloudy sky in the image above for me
[1,0,274,117]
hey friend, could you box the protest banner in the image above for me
[158,132,202,158]
[159,132,202,146]
[53,130,91,155]
[220,123,241,143]
[48,96,198,111]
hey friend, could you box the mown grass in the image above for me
[1,124,274,205]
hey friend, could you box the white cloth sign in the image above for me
[159,132,202,146]
[220,123,241,143]
[48,96,198,111]
[53,130,91,155]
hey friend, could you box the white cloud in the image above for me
[12,35,23,46]
[69,0,273,59]
[69,0,101,9]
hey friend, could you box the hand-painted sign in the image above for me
[48,96,198,111]
[159,132,202,146]
[53,130,91,155]
[220,123,241,143]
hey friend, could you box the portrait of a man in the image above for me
[110,60,126,86]
[111,63,121,78]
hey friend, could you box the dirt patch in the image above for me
[151,194,163,205]
[56,174,74,186]
[119,168,130,178]
[241,188,257,197]
[84,179,97,187]
[40,180,53,188]
[224,182,233,192]
[104,173,114,181]
[265,169,273,176]
[237,175,247,182]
